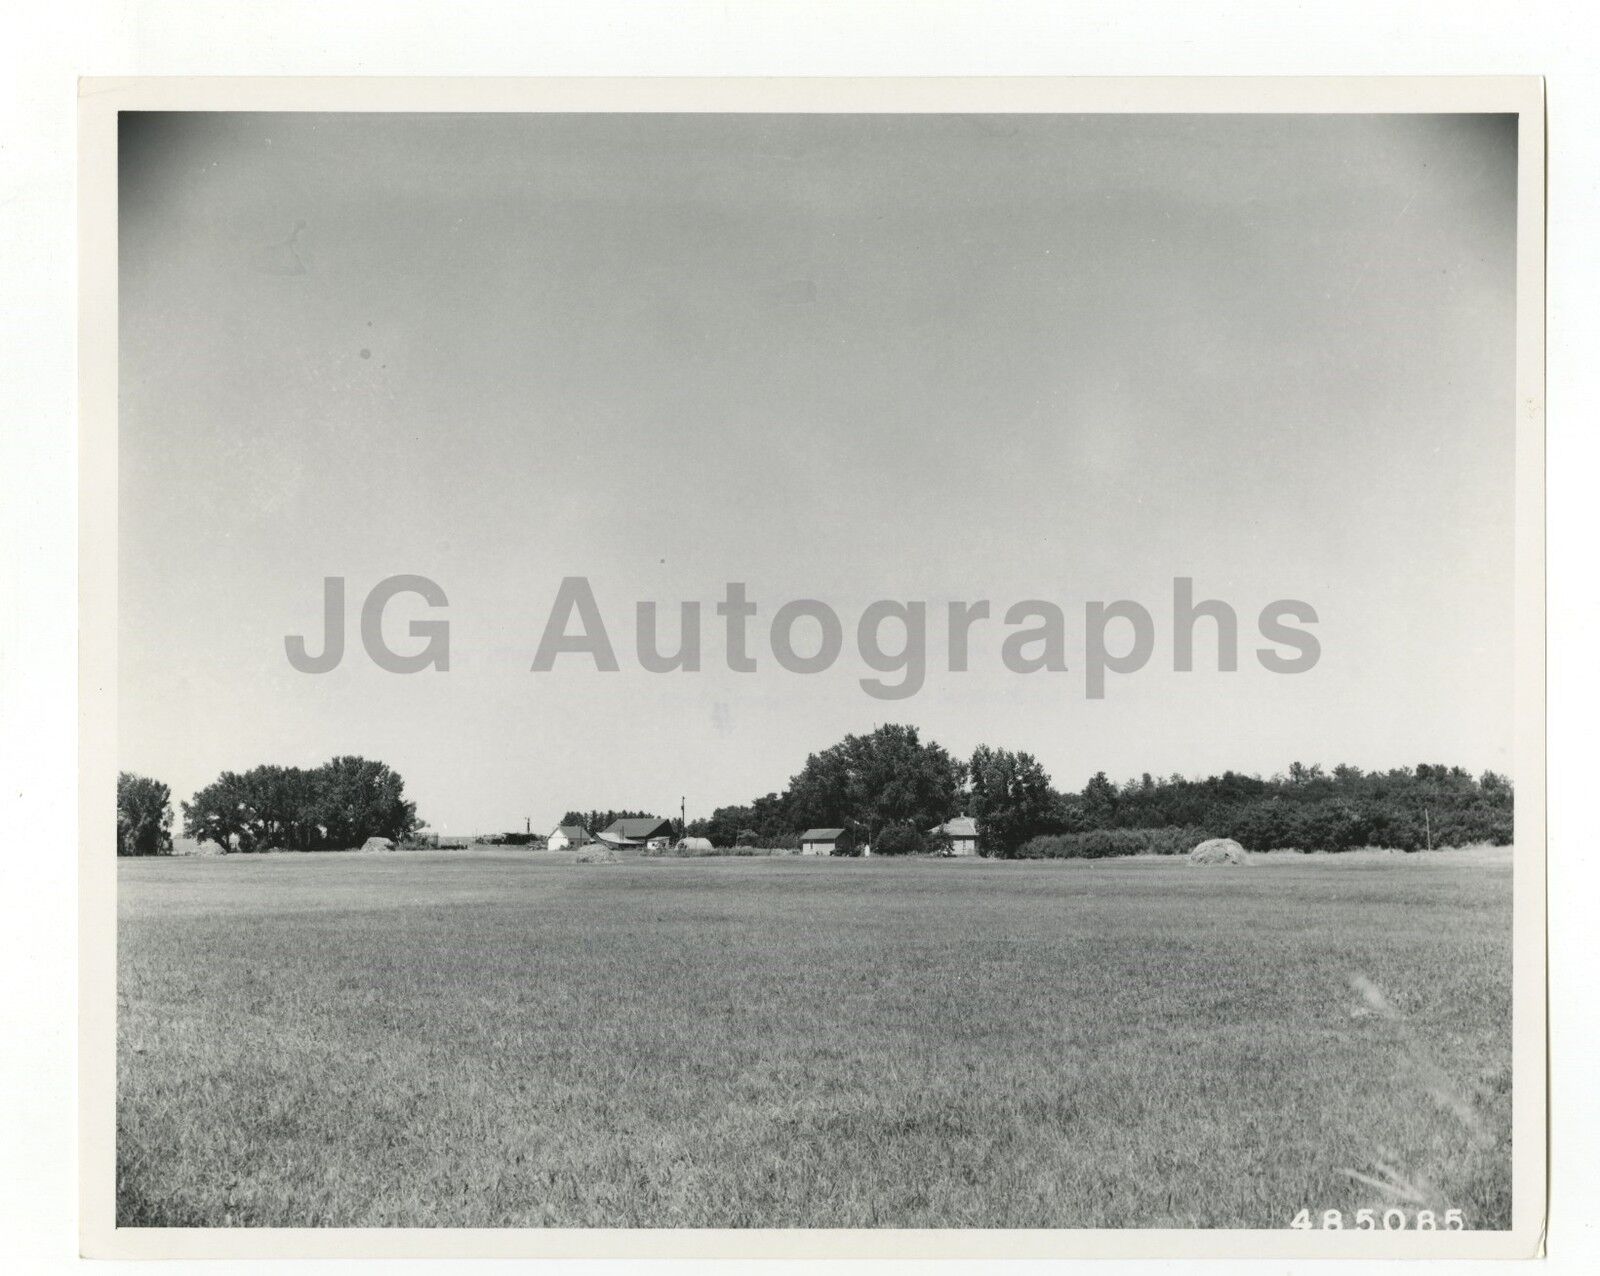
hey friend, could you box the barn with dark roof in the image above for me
[597,816,676,848]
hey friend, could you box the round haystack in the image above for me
[575,844,619,864]
[1189,837,1246,865]
[360,836,397,853]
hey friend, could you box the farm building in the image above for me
[547,824,588,851]
[597,816,676,849]
[928,816,981,856]
[799,827,853,856]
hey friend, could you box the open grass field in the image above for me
[116,848,1513,1229]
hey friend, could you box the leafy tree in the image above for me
[317,756,418,847]
[181,757,419,852]
[967,745,1057,856]
[698,803,754,847]
[117,772,174,857]
[785,724,966,844]
[784,745,855,831]
[180,770,258,851]
[1082,771,1118,823]
[1050,792,1091,834]
[1287,761,1325,786]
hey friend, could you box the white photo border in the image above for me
[78,74,1548,1260]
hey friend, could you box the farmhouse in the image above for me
[800,827,853,856]
[597,816,676,849]
[928,816,980,856]
[547,824,588,851]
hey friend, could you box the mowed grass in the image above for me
[117,848,1513,1229]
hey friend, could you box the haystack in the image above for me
[575,844,618,864]
[360,836,397,853]
[1189,837,1246,865]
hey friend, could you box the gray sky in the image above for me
[119,112,1517,834]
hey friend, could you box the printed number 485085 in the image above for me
[1290,1208,1465,1230]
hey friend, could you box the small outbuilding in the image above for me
[547,824,588,851]
[928,816,981,856]
[800,827,853,856]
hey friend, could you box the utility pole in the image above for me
[680,795,686,838]
[1424,806,1432,852]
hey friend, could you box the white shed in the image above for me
[800,827,850,856]
[548,824,588,851]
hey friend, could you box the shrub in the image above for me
[732,829,804,851]
[641,842,800,858]
[872,822,928,856]
[1015,826,1210,860]
[1219,798,1511,853]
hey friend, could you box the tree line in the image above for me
[115,730,1514,859]
[682,724,1514,855]
[118,756,421,854]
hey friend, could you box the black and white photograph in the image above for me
[75,76,1546,1259]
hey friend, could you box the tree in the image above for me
[317,756,418,846]
[1480,770,1511,798]
[1082,771,1118,823]
[1287,761,1325,786]
[117,772,174,856]
[181,757,419,852]
[784,745,855,831]
[700,801,778,848]
[784,724,966,844]
[180,769,255,852]
[967,745,1057,856]
[1050,791,1091,834]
